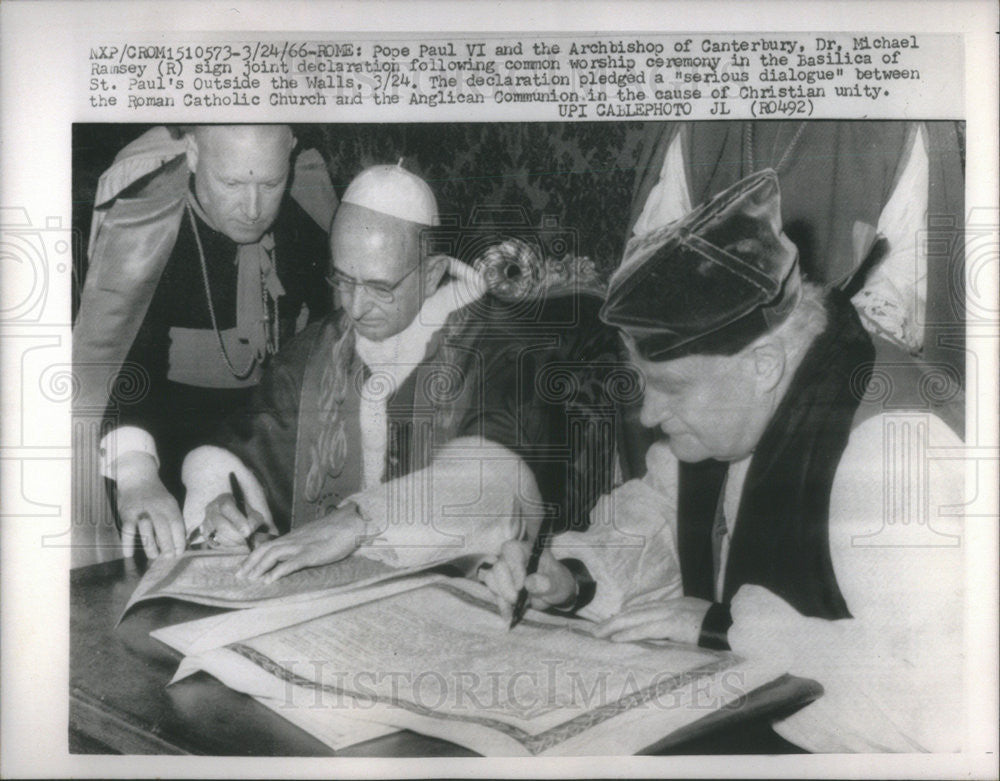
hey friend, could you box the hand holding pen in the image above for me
[477,537,578,627]
[509,521,550,629]
[186,472,274,551]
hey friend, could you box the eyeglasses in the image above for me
[325,262,421,304]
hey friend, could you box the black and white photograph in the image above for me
[1,2,997,778]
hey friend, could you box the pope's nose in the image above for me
[347,286,374,320]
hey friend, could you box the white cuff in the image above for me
[181,445,273,535]
[99,426,159,479]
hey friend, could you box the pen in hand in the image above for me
[508,509,553,630]
[228,471,261,551]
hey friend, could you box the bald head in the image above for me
[195,123,292,145]
[186,125,296,244]
[330,202,446,341]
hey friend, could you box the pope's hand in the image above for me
[114,451,185,559]
[591,596,713,645]
[477,539,577,623]
[235,503,366,583]
[198,493,273,549]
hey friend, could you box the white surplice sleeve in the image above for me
[347,436,542,569]
[727,412,965,752]
[851,124,930,354]
[550,441,685,621]
[630,130,691,239]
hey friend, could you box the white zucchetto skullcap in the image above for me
[341,162,438,226]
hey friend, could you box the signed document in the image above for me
[123,548,469,615]
[150,571,454,655]
[165,579,788,756]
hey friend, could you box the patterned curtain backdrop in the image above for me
[303,123,648,276]
[73,122,650,317]
[73,121,967,305]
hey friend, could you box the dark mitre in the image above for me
[601,168,802,361]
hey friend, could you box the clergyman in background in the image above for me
[73,124,335,563]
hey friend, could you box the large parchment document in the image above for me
[124,548,475,615]
[150,571,454,655]
[165,579,786,756]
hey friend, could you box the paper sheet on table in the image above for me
[123,548,479,618]
[171,643,403,751]
[151,571,450,655]
[173,578,786,756]
[252,694,399,751]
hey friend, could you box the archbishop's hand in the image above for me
[235,503,367,583]
[114,451,186,559]
[477,539,577,623]
[591,596,713,645]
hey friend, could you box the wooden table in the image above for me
[70,558,818,756]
